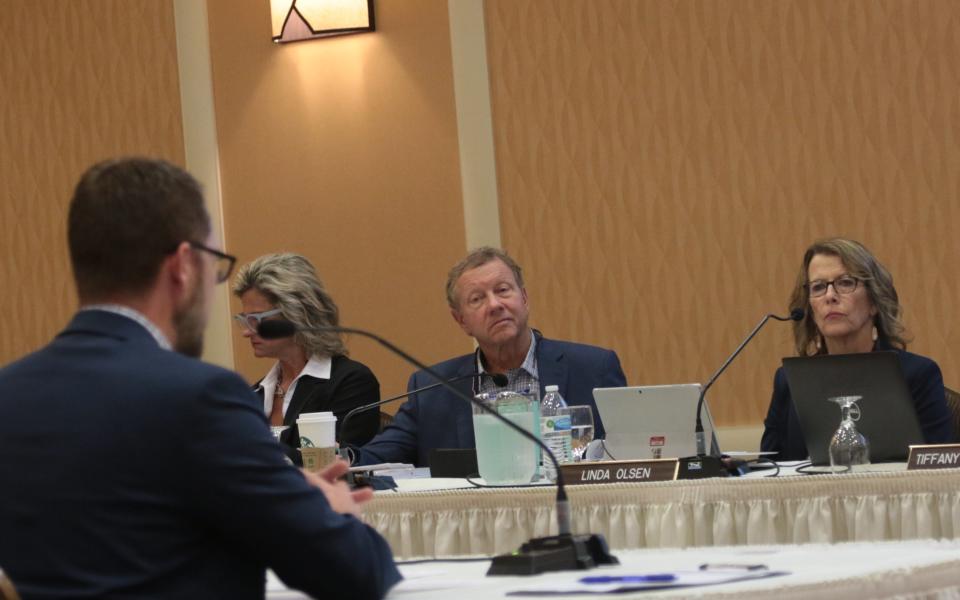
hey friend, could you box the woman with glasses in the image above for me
[760,238,954,460]
[232,253,380,458]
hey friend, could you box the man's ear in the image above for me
[451,307,470,335]
[165,242,194,296]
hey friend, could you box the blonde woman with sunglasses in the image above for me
[233,253,380,460]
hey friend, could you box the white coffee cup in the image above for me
[296,412,338,471]
[296,411,337,448]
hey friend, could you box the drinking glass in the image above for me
[827,395,870,472]
[559,405,595,462]
[472,391,540,484]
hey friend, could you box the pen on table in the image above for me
[699,563,768,571]
[580,574,676,584]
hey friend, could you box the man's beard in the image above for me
[172,280,207,358]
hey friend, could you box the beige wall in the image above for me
[0,0,185,365]
[174,0,236,370]
[484,0,960,427]
[205,0,472,400]
[5,1,957,438]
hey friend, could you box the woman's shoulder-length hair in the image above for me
[232,252,347,357]
[787,238,908,356]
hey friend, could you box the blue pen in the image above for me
[580,574,676,584]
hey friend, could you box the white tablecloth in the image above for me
[268,538,960,599]
[362,467,960,559]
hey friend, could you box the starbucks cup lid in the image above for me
[297,411,337,423]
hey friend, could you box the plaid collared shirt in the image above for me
[475,334,540,400]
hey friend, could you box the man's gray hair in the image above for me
[232,253,347,357]
[445,247,524,309]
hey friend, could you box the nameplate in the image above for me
[907,444,960,470]
[560,459,679,485]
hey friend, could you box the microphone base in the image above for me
[486,533,619,576]
[678,455,729,479]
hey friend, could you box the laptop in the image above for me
[782,351,924,464]
[592,384,720,460]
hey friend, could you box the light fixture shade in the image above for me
[271,0,375,43]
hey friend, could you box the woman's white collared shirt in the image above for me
[257,355,332,417]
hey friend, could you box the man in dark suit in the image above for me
[0,158,400,599]
[355,247,627,467]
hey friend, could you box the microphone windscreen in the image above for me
[789,308,805,321]
[258,319,298,339]
[489,373,509,387]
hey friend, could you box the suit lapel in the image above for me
[453,336,571,444]
[535,335,569,400]
[453,354,481,447]
[283,376,328,426]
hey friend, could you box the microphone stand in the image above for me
[684,310,803,478]
[261,321,617,575]
[339,371,489,444]
[341,372,505,480]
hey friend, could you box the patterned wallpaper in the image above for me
[484,0,960,426]
[206,0,473,400]
[0,0,185,366]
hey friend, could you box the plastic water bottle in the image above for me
[540,385,572,481]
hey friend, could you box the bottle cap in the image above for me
[545,385,559,392]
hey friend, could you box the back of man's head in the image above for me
[68,157,210,303]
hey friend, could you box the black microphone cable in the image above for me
[339,371,508,446]
[694,308,804,456]
[258,319,575,536]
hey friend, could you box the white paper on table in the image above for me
[266,570,309,599]
[349,463,414,472]
[723,450,778,459]
[506,568,788,595]
[391,566,501,594]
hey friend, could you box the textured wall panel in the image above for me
[0,0,185,366]
[485,0,960,427]
[207,0,471,401]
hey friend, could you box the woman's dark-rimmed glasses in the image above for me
[807,276,860,298]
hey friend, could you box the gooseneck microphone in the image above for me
[339,371,509,441]
[258,319,617,575]
[694,308,805,457]
[258,320,570,525]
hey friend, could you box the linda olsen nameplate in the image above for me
[560,459,680,485]
[907,444,960,470]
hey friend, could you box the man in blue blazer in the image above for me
[356,247,627,467]
[0,158,399,599]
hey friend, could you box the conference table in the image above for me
[267,538,960,599]
[266,463,960,598]
[361,463,960,560]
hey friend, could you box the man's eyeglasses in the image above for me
[233,308,283,333]
[188,241,237,284]
[807,276,860,298]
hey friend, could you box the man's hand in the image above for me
[302,459,374,516]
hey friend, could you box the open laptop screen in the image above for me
[592,384,720,460]
[782,351,923,464]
